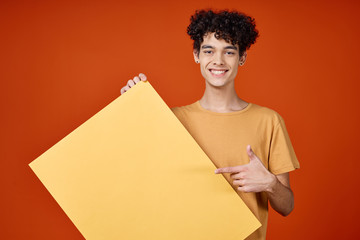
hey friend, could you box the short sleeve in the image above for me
[268,116,300,175]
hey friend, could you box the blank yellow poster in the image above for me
[29,81,261,240]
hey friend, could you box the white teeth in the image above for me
[211,70,226,74]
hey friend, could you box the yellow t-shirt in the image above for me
[171,101,300,240]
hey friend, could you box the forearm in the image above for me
[215,147,295,216]
[266,175,294,216]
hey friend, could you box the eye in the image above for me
[225,51,235,55]
[203,50,213,54]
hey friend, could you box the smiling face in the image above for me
[194,32,246,88]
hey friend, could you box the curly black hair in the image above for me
[187,9,259,56]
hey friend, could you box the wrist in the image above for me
[266,173,278,194]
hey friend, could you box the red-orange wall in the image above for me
[2,0,360,239]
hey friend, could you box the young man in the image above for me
[120,9,299,240]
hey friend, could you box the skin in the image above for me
[120,32,294,217]
[120,73,147,95]
[193,33,248,113]
[215,145,294,216]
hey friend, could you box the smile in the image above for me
[209,69,228,76]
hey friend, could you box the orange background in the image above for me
[1,0,360,239]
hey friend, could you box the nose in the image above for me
[212,52,225,66]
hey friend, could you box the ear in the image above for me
[239,51,247,66]
[193,50,200,63]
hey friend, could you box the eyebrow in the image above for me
[224,46,238,50]
[201,45,238,50]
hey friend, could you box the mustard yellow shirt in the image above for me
[171,101,300,240]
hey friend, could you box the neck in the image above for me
[199,81,248,113]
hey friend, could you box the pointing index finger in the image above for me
[215,166,244,174]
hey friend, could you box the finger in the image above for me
[233,179,245,186]
[139,73,147,81]
[120,86,126,95]
[237,186,251,193]
[127,79,135,87]
[230,172,246,179]
[215,166,244,174]
[123,86,130,92]
[121,86,130,94]
[133,76,140,84]
[247,145,257,161]
[230,173,241,179]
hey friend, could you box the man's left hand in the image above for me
[215,145,277,193]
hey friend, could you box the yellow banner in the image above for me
[29,81,260,239]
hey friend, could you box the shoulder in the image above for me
[170,102,200,126]
[171,102,199,117]
[248,103,284,126]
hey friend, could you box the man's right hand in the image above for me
[120,73,147,95]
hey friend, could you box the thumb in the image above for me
[247,145,257,161]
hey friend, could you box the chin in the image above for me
[206,79,230,88]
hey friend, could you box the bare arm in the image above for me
[215,145,294,216]
[267,172,294,216]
